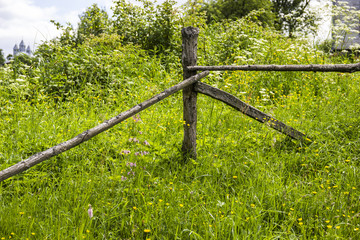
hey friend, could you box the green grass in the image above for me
[1,31,360,239]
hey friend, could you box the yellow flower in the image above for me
[336,226,341,229]
[179,204,184,207]
[250,204,255,208]
[325,220,330,223]
[299,222,303,226]
[327,225,332,229]
[233,176,238,179]
[144,229,151,233]
[298,218,302,221]
[133,206,137,210]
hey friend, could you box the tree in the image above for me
[77,4,109,43]
[272,0,318,37]
[199,0,274,24]
[0,49,5,66]
[112,0,181,54]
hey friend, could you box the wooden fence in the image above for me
[1,27,360,182]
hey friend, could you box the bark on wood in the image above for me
[0,71,209,182]
[182,27,199,160]
[188,62,360,73]
[194,82,307,141]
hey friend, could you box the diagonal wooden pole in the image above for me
[0,71,209,182]
[194,81,308,141]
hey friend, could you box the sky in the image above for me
[0,0,187,57]
[0,0,330,58]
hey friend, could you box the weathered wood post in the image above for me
[181,27,199,160]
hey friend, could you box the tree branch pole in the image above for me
[182,27,199,160]
[194,82,307,141]
[188,62,360,73]
[0,71,209,182]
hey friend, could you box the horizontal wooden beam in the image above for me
[194,82,307,141]
[188,62,360,73]
[0,71,210,182]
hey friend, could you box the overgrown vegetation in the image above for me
[1,0,360,239]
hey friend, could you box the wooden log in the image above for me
[0,71,210,182]
[182,27,199,160]
[194,81,307,141]
[188,62,360,73]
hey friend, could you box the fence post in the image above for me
[181,27,199,160]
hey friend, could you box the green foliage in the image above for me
[1,2,360,239]
[111,0,181,54]
[272,0,318,38]
[77,4,110,44]
[199,0,274,24]
[34,33,173,99]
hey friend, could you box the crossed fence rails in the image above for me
[1,27,359,182]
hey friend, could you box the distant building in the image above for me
[13,40,32,57]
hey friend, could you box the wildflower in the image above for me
[298,218,303,221]
[325,220,330,223]
[121,150,131,155]
[250,204,255,208]
[132,114,141,122]
[31,233,36,235]
[133,206,137,210]
[179,204,184,207]
[327,225,332,229]
[121,176,127,181]
[312,192,317,195]
[19,212,24,215]
[355,228,359,231]
[233,176,238,179]
[144,229,151,233]
[88,204,93,218]
[127,162,136,167]
[299,222,303,226]
[129,137,139,143]
[166,203,170,206]
[144,140,150,146]
[336,226,341,229]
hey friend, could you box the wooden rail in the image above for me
[2,26,359,181]
[188,63,360,73]
[0,71,209,182]
[194,82,307,141]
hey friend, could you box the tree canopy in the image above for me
[200,0,274,24]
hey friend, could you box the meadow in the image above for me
[1,17,360,239]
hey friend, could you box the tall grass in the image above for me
[1,22,360,239]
